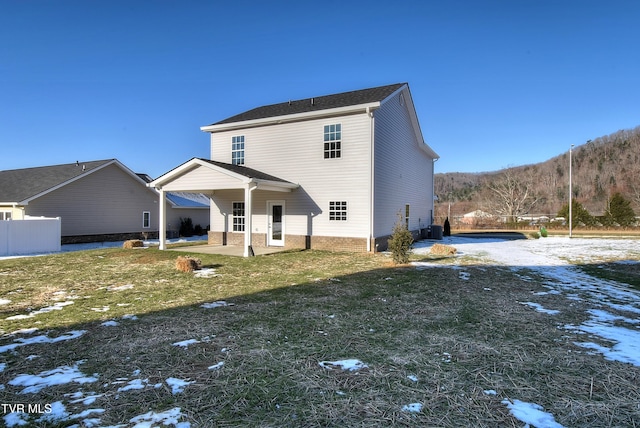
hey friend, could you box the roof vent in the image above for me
[311,97,315,106]
[288,100,291,106]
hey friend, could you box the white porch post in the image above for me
[244,184,255,257]
[159,188,167,250]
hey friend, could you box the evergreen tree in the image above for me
[605,192,636,226]
[557,200,594,228]
[443,217,451,237]
[387,212,413,264]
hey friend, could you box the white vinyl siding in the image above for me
[373,88,435,237]
[161,165,242,192]
[209,114,372,238]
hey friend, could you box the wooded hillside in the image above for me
[434,126,640,224]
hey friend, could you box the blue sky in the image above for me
[2,0,639,177]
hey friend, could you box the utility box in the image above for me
[430,225,443,240]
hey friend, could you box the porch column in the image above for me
[244,184,255,257]
[158,188,167,250]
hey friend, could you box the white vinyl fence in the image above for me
[0,217,61,257]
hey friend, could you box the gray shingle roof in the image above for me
[0,160,114,203]
[210,83,406,126]
[198,159,292,183]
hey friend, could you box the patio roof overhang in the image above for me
[148,158,299,193]
[148,158,299,256]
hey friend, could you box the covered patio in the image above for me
[166,244,289,257]
[149,158,299,257]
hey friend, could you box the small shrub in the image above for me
[430,243,457,256]
[123,240,144,249]
[194,224,204,236]
[529,232,540,239]
[179,217,194,237]
[176,256,202,272]
[539,226,548,237]
[387,212,413,264]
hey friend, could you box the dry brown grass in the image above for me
[430,243,457,256]
[175,255,202,272]
[122,239,144,249]
[1,248,639,426]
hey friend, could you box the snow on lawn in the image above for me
[2,235,640,426]
[9,360,98,394]
[318,359,368,371]
[502,399,564,428]
[414,236,640,369]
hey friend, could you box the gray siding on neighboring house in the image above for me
[373,88,435,237]
[26,163,159,236]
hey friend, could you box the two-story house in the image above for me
[150,83,439,256]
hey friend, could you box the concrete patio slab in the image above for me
[167,244,287,257]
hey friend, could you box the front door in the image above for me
[267,201,285,246]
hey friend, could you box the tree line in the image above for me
[435,126,640,227]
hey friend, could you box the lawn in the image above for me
[0,244,639,427]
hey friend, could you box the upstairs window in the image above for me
[323,124,341,159]
[232,202,245,232]
[0,211,11,221]
[232,136,245,165]
[329,201,347,221]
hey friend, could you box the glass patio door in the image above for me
[267,201,284,246]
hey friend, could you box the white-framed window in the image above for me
[0,211,12,221]
[232,202,245,232]
[329,201,347,221]
[232,136,245,165]
[142,211,151,229]
[323,124,341,159]
[405,204,410,228]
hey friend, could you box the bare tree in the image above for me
[485,167,541,223]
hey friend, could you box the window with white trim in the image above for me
[0,211,11,221]
[232,136,245,165]
[405,204,410,228]
[232,202,245,231]
[329,201,347,221]
[323,124,341,159]
[142,211,151,228]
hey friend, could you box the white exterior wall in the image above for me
[373,89,435,237]
[161,166,242,192]
[209,113,373,238]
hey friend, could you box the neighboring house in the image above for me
[0,159,209,243]
[461,210,493,225]
[150,83,439,256]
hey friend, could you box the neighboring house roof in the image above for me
[209,83,406,126]
[0,159,121,204]
[165,191,210,208]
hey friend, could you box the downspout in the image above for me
[367,106,375,252]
